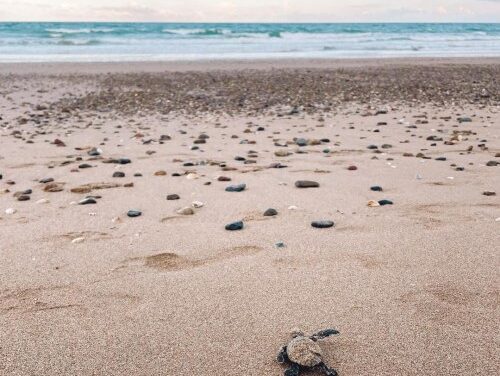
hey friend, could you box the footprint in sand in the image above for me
[125,245,263,272]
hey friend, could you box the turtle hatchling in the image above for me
[277,328,339,376]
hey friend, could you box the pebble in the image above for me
[39,177,54,183]
[154,170,167,176]
[36,198,49,204]
[225,183,246,192]
[225,221,244,231]
[486,161,498,167]
[112,171,125,178]
[167,194,180,200]
[347,165,358,171]
[192,201,204,208]
[5,208,16,215]
[295,180,319,188]
[71,237,85,244]
[367,200,380,207]
[78,197,97,205]
[263,208,278,216]
[311,220,334,228]
[483,191,496,196]
[378,199,394,206]
[127,210,142,217]
[17,195,30,201]
[370,186,383,191]
[177,207,195,215]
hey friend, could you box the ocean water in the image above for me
[0,22,499,62]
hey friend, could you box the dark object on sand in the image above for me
[277,328,340,376]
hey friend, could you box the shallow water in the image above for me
[0,22,499,62]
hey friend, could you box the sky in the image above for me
[0,0,499,22]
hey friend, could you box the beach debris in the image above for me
[277,328,340,376]
[311,220,334,229]
[70,182,120,194]
[44,182,65,192]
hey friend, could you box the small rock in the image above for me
[36,198,49,204]
[263,208,278,216]
[311,220,334,228]
[167,194,180,200]
[295,180,319,188]
[483,191,496,196]
[225,221,244,231]
[154,170,167,176]
[226,183,246,192]
[378,199,393,206]
[112,171,125,178]
[486,161,498,167]
[5,208,16,215]
[127,210,142,217]
[370,186,383,192]
[177,207,194,215]
[367,200,380,207]
[78,197,97,205]
[192,201,204,208]
[71,237,85,244]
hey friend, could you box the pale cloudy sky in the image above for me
[0,0,499,22]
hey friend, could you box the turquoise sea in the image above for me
[0,22,499,62]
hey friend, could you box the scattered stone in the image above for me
[127,210,142,217]
[167,194,180,200]
[347,165,357,171]
[370,186,383,192]
[36,198,49,204]
[378,199,394,206]
[311,220,334,228]
[71,237,85,244]
[263,208,278,216]
[225,221,244,231]
[225,183,246,192]
[39,177,54,183]
[192,201,204,208]
[483,191,496,196]
[112,171,125,178]
[154,170,167,176]
[295,180,319,188]
[177,207,195,215]
[486,161,498,167]
[78,197,97,205]
[367,200,380,207]
[5,208,16,215]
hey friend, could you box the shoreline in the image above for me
[1,56,500,74]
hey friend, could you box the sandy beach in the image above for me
[0,58,499,375]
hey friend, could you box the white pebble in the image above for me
[71,237,85,244]
[192,201,204,208]
[288,205,298,210]
[36,198,49,204]
[5,208,16,215]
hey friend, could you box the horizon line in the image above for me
[1,20,499,24]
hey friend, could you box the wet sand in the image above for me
[0,58,499,375]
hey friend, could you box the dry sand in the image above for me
[0,58,499,375]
